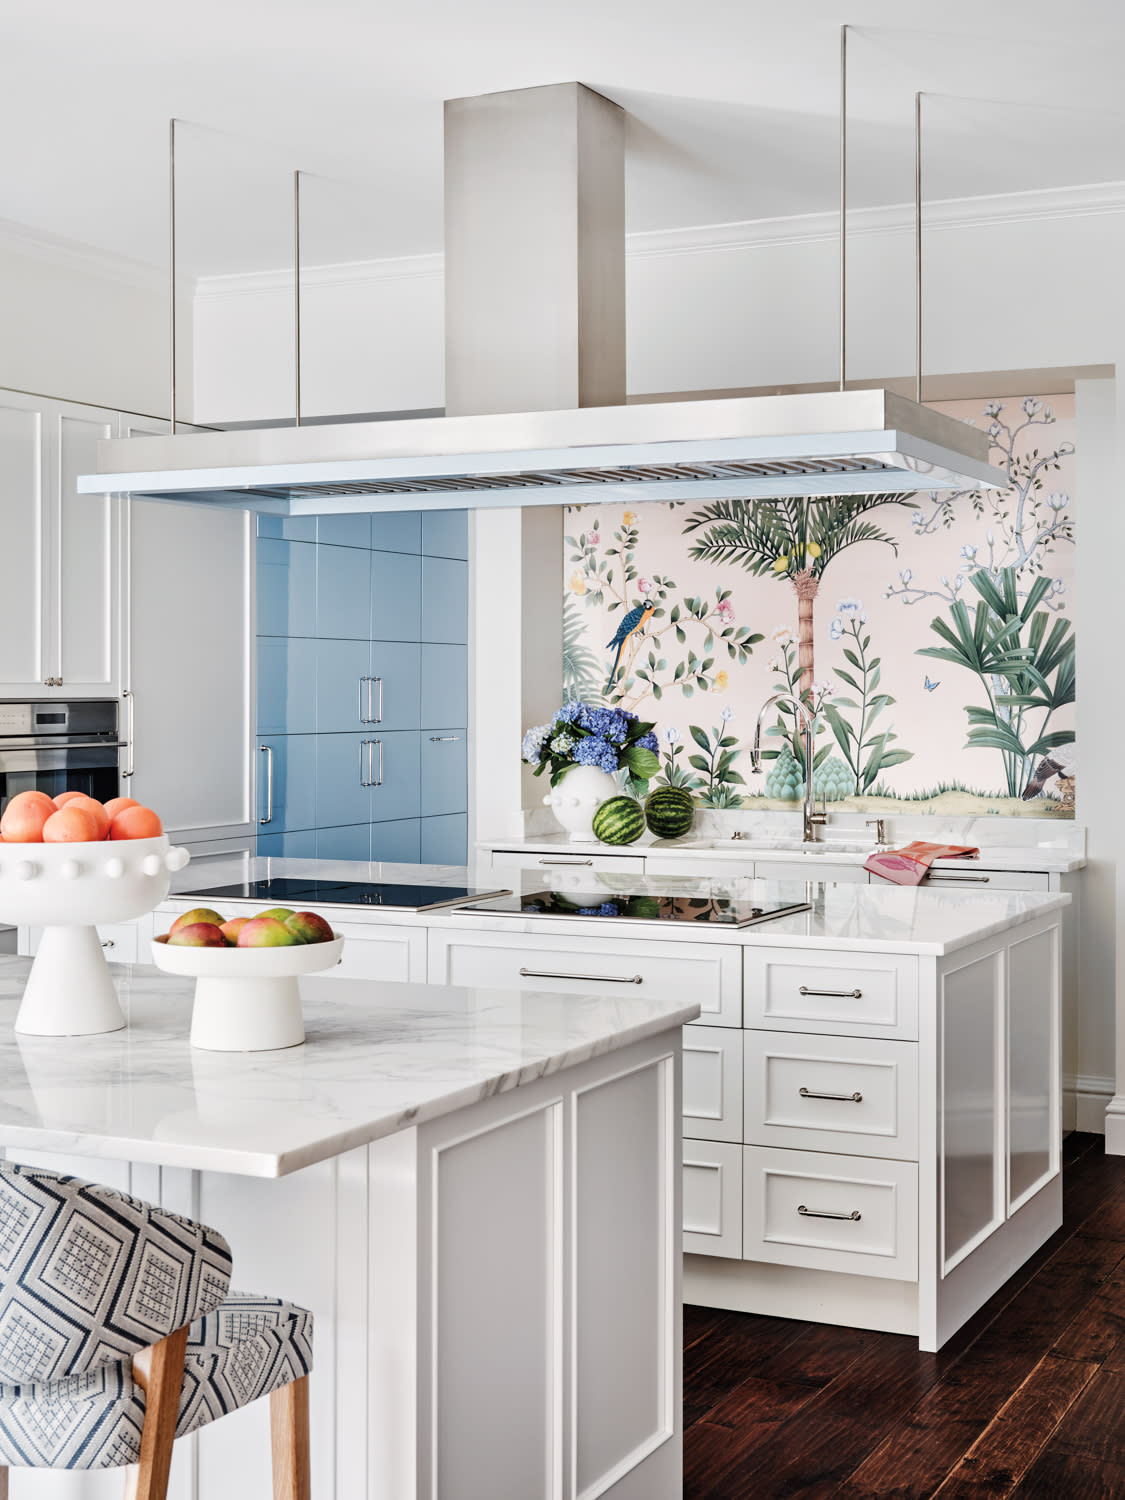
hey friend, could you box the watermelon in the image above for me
[592,796,646,846]
[644,786,695,840]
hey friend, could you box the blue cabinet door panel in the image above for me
[371,818,421,864]
[316,823,372,861]
[258,539,317,637]
[369,731,421,823]
[422,510,468,560]
[420,644,467,729]
[258,638,318,735]
[369,642,422,731]
[420,814,467,866]
[315,733,372,828]
[371,511,422,555]
[421,557,468,644]
[257,830,318,858]
[420,732,467,817]
[315,639,371,732]
[257,734,317,834]
[371,552,422,641]
[317,515,372,549]
[316,546,372,640]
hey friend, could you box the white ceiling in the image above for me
[5,0,1125,277]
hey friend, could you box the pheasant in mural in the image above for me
[605,600,656,693]
[1022,744,1077,803]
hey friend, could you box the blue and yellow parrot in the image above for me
[605,600,656,692]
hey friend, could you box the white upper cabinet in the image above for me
[0,389,120,697]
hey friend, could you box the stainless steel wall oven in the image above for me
[0,701,122,812]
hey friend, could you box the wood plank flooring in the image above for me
[684,1134,1125,1499]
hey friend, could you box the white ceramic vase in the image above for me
[543,765,619,842]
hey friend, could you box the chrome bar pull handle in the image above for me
[429,735,461,742]
[259,745,274,824]
[122,689,135,779]
[373,676,383,724]
[798,985,863,999]
[925,872,990,884]
[519,967,642,985]
[798,1205,862,1222]
[538,857,593,867]
[374,738,383,787]
[362,738,383,788]
[359,739,371,787]
[359,676,368,723]
[800,1086,863,1104]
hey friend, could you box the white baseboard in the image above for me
[1070,1074,1114,1136]
[1104,1093,1125,1155]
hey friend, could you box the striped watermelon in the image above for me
[644,786,695,840]
[592,796,646,846]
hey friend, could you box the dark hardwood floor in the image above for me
[684,1133,1125,1499]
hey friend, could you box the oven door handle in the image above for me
[122,690,135,779]
[0,740,128,751]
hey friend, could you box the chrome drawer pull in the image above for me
[798,985,863,999]
[798,1205,862,1222]
[519,966,642,985]
[799,1086,863,1103]
[538,858,593,867]
[925,873,990,883]
[100,940,115,950]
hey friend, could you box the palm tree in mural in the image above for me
[682,495,916,694]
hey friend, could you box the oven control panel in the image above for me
[0,705,32,735]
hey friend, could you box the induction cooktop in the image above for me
[178,877,510,912]
[455,890,811,928]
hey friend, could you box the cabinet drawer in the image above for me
[489,847,647,876]
[744,948,918,1039]
[744,1146,918,1281]
[753,860,867,885]
[22,921,139,963]
[429,927,742,1026]
[922,868,1050,892]
[684,1027,743,1142]
[745,1033,918,1160]
[684,1140,742,1259]
[315,922,426,983]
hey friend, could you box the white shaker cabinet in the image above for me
[0,390,121,697]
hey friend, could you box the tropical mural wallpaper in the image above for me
[561,395,1076,817]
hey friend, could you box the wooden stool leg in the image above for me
[270,1376,311,1500]
[126,1325,190,1500]
[0,1463,8,1500]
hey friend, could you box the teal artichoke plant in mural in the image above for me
[918,568,1075,800]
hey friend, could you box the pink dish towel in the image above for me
[864,840,980,886]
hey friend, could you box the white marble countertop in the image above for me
[0,956,698,1178]
[443,879,1070,956]
[484,832,1086,875]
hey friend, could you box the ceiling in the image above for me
[5,0,1125,278]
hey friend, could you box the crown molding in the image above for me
[0,215,172,296]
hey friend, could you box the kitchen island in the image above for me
[0,955,696,1500]
[150,860,1069,1354]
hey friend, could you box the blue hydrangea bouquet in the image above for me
[522,701,661,790]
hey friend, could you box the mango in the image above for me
[237,916,302,948]
[285,911,334,945]
[167,922,226,947]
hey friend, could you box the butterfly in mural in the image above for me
[923,676,940,692]
[605,600,656,692]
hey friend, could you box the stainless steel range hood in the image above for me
[78,388,1003,514]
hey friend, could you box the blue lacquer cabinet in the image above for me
[255,511,468,865]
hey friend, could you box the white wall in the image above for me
[190,181,1124,1140]
[0,223,189,420]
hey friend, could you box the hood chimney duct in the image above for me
[446,83,626,838]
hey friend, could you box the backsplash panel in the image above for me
[562,396,1076,818]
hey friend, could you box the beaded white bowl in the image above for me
[0,836,190,1036]
[151,933,344,1051]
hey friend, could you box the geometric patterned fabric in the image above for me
[0,1164,233,1382]
[0,1166,313,1470]
[0,1292,314,1469]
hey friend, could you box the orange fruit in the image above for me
[103,796,139,821]
[53,790,87,808]
[109,805,163,840]
[43,805,99,843]
[0,795,53,843]
[61,794,111,840]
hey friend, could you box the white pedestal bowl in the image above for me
[150,935,344,1051]
[0,835,189,1036]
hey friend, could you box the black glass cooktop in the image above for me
[456,890,811,928]
[179,877,509,913]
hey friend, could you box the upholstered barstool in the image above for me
[0,1162,312,1498]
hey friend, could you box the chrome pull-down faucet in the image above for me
[750,692,828,844]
